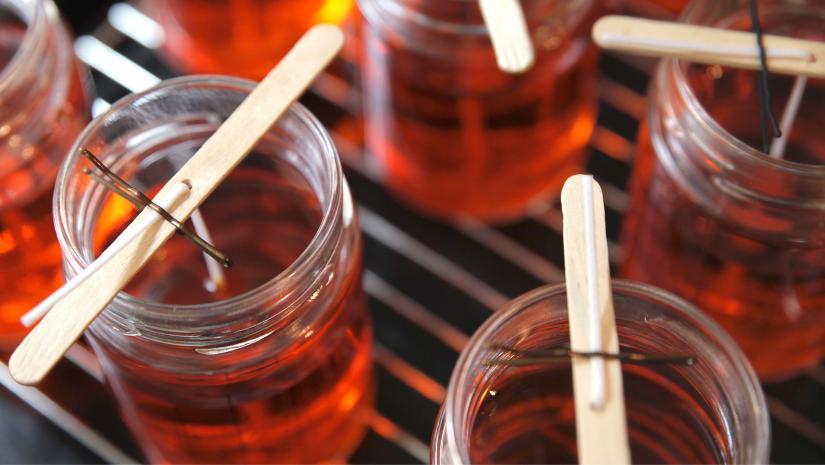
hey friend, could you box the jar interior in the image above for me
[682,2,825,164]
[454,287,760,464]
[69,108,327,306]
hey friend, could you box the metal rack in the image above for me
[1,1,824,463]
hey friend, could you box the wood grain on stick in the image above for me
[9,24,345,385]
[561,175,631,465]
[479,0,535,74]
[593,15,825,78]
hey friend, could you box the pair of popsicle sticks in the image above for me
[594,15,825,159]
[562,175,631,465]
[9,24,345,386]
[593,15,825,77]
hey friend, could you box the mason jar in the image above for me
[357,0,602,221]
[54,76,373,463]
[145,0,356,79]
[432,281,769,464]
[620,0,825,379]
[0,0,90,348]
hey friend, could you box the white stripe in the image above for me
[365,271,469,352]
[0,361,138,464]
[455,218,563,282]
[107,3,165,49]
[189,209,226,292]
[359,206,509,311]
[372,342,445,403]
[599,182,629,214]
[591,126,636,162]
[769,75,807,159]
[74,35,160,93]
[766,396,825,448]
[92,98,112,118]
[598,77,646,121]
[367,411,430,463]
[582,175,606,409]
[21,183,190,326]
[529,204,625,265]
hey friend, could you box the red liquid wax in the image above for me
[149,0,355,79]
[469,363,726,464]
[361,2,601,220]
[0,22,89,346]
[640,0,689,15]
[92,157,373,463]
[622,65,825,378]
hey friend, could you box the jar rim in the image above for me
[54,75,344,331]
[441,280,770,464]
[357,0,488,36]
[667,1,825,176]
[0,0,47,91]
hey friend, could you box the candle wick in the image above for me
[769,75,807,159]
[190,209,228,293]
[749,0,782,153]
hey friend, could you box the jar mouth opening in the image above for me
[442,280,769,464]
[670,2,825,176]
[54,76,343,326]
[0,0,46,90]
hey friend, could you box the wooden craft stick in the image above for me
[561,175,631,465]
[593,15,825,78]
[479,0,535,74]
[9,24,344,386]
[19,183,190,328]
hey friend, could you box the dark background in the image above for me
[56,1,116,34]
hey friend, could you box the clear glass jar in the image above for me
[357,0,602,221]
[621,0,825,379]
[432,281,769,464]
[145,0,355,79]
[54,76,373,463]
[0,0,90,347]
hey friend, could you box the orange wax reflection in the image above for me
[148,0,355,79]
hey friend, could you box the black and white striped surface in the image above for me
[2,1,824,463]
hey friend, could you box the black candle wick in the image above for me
[749,0,782,153]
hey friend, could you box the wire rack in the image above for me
[1,1,825,463]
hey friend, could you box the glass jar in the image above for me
[0,0,90,348]
[54,76,373,463]
[145,0,355,79]
[621,0,825,379]
[432,281,769,464]
[357,0,601,221]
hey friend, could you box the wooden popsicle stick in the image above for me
[561,175,630,465]
[18,183,190,328]
[593,15,825,78]
[9,24,345,386]
[479,0,535,74]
